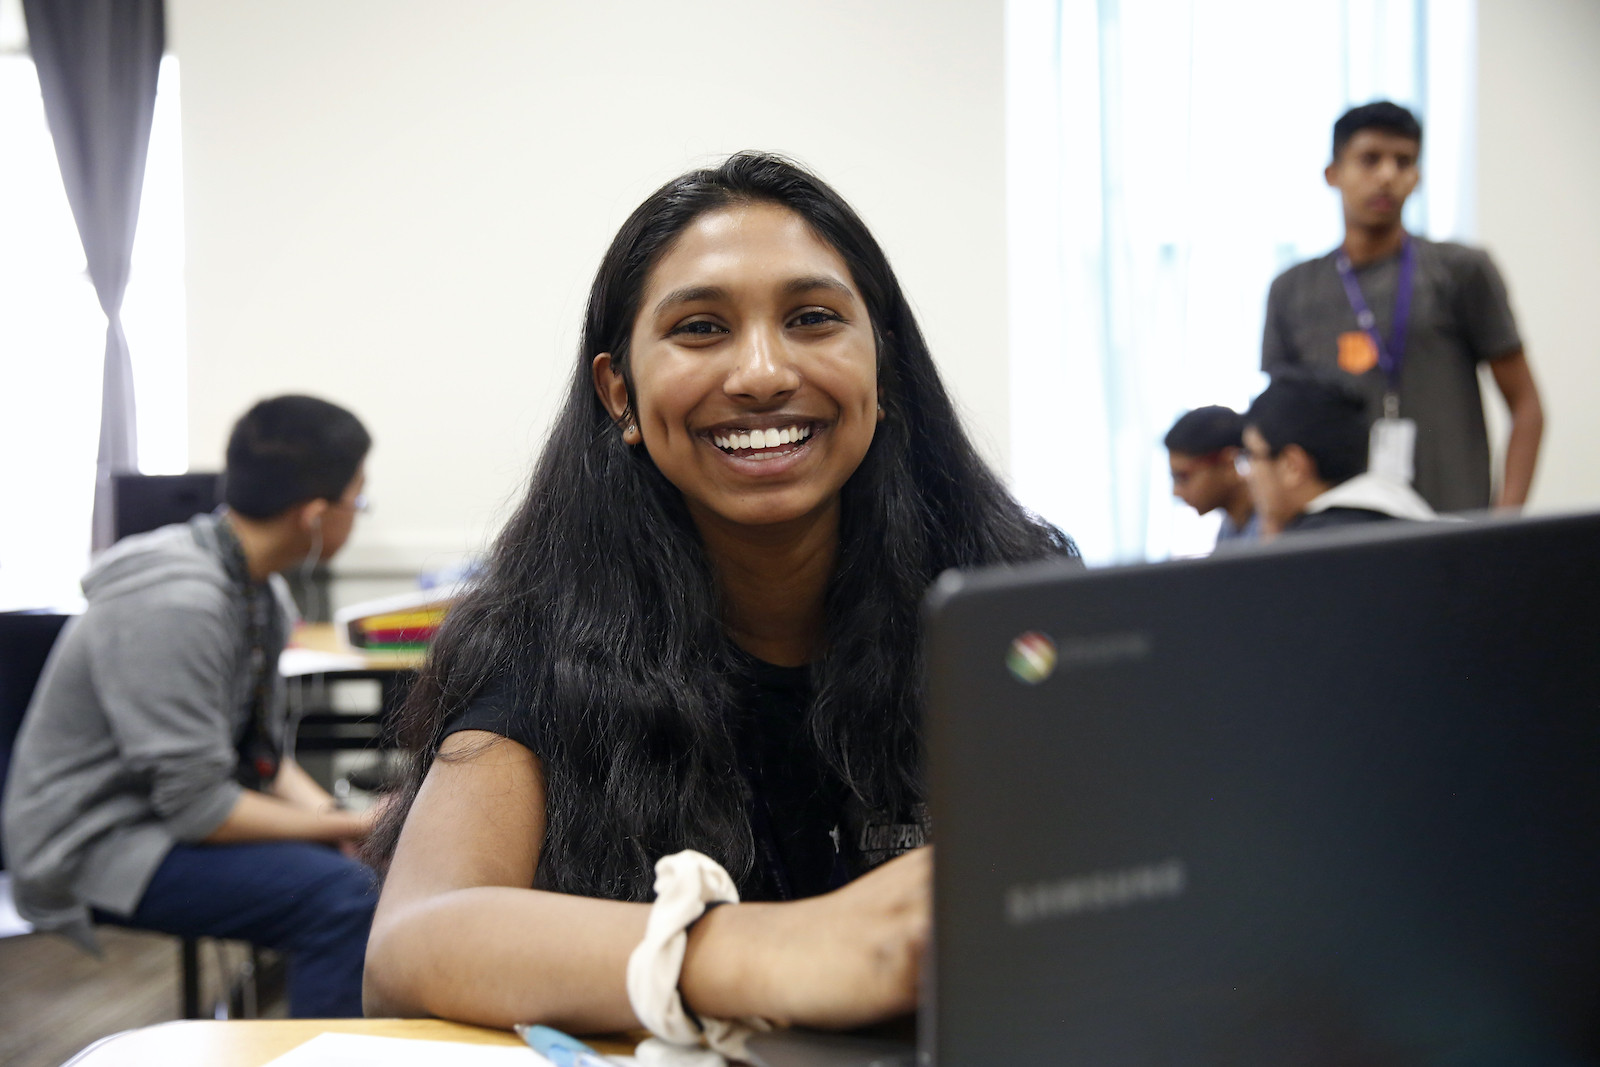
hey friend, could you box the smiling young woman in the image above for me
[361,153,1078,1042]
[596,203,881,541]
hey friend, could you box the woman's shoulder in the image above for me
[440,669,537,750]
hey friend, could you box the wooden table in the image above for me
[64,1018,639,1065]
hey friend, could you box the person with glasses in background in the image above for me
[1240,369,1435,542]
[2,395,380,1017]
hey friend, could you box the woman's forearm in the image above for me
[368,733,929,1034]
[367,733,665,1030]
[364,885,650,1031]
[365,887,802,1032]
[364,864,928,1034]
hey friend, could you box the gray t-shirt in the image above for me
[1261,236,1522,513]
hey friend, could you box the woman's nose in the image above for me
[724,327,800,403]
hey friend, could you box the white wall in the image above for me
[170,0,1598,596]
[170,0,1008,594]
[1477,0,1600,512]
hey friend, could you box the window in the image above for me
[1007,0,1474,563]
[0,8,185,610]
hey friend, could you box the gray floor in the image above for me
[0,926,284,1067]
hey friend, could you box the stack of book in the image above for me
[333,583,465,657]
[348,605,448,652]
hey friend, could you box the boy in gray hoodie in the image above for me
[3,395,377,1017]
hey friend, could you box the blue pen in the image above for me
[513,1023,620,1067]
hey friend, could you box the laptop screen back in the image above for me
[923,514,1600,1065]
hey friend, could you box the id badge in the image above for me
[1369,416,1417,484]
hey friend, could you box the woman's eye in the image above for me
[790,309,840,328]
[669,320,725,337]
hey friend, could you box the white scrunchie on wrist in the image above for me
[626,850,773,1065]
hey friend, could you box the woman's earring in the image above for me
[622,423,641,445]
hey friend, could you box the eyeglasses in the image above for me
[1234,451,1277,475]
[332,493,371,514]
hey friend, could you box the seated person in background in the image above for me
[1241,369,1435,541]
[361,153,1078,1048]
[1,395,380,1018]
[1164,405,1258,547]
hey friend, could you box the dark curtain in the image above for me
[23,0,166,552]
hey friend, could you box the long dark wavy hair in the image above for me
[366,152,1078,900]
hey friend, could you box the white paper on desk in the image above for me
[261,1032,639,1067]
[279,646,369,677]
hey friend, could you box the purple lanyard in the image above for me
[1334,235,1415,406]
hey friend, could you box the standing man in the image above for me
[3,395,377,1017]
[1262,101,1543,513]
[1164,405,1258,547]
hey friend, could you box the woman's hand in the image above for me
[681,846,931,1030]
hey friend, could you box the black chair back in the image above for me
[0,613,72,870]
[111,473,224,543]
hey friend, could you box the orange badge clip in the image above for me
[1337,330,1379,375]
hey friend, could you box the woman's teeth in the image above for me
[713,424,812,452]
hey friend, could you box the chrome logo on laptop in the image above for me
[1006,630,1057,684]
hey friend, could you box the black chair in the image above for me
[110,473,224,543]
[0,612,251,1018]
[0,613,71,869]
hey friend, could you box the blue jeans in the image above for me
[97,841,378,1017]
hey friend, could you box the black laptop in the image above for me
[916,512,1600,1065]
